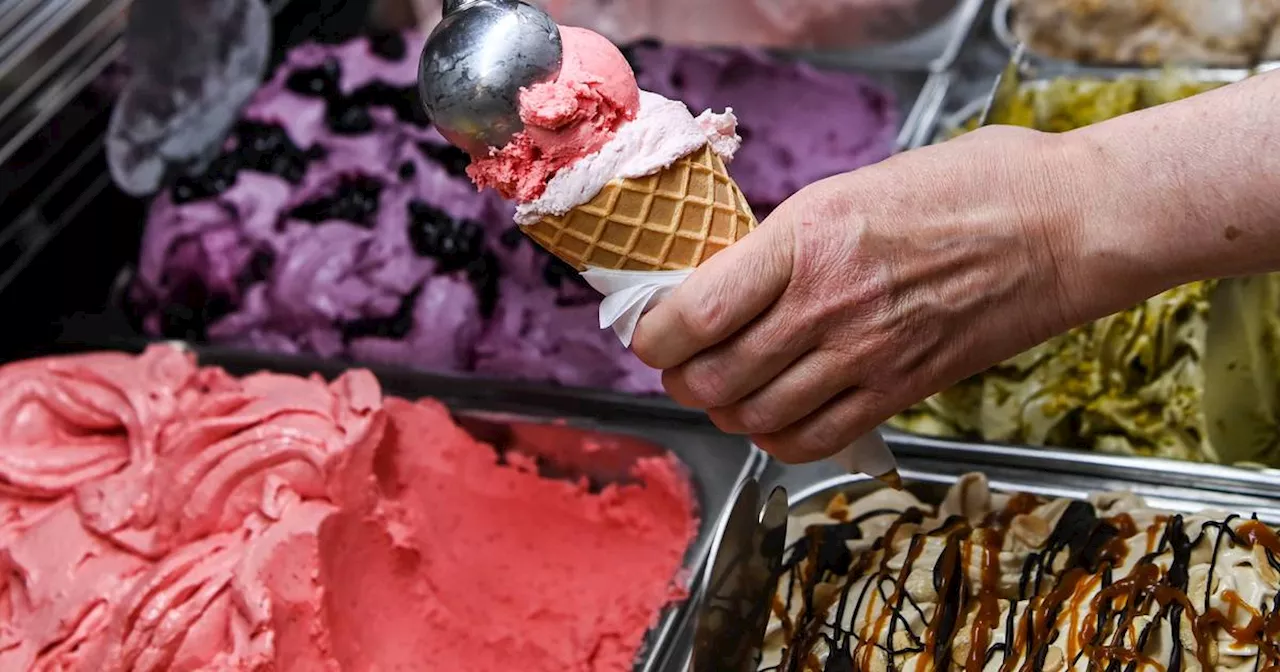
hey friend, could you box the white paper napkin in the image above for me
[581,267,693,347]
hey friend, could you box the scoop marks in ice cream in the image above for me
[467,26,642,201]
[0,345,697,671]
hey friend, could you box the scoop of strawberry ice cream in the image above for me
[466,26,640,201]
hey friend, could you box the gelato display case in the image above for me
[6,1,1280,670]
[3,0,1278,470]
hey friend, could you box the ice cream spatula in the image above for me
[689,479,788,672]
[417,0,563,155]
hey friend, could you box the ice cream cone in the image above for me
[523,143,757,271]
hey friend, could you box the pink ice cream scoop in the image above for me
[466,26,641,200]
[419,1,646,202]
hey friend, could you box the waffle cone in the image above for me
[523,143,757,271]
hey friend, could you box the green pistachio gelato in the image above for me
[894,72,1277,463]
[971,75,1222,132]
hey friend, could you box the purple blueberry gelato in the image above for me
[131,32,898,393]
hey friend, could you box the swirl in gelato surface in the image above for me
[130,31,898,394]
[764,473,1280,671]
[0,345,697,670]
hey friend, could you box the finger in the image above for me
[706,348,856,435]
[631,217,793,370]
[662,342,810,411]
[751,387,887,464]
[661,298,818,409]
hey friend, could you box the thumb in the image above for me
[631,215,793,370]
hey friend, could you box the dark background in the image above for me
[0,0,378,360]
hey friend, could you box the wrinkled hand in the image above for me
[632,127,1082,462]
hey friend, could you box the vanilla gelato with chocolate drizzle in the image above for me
[763,474,1280,671]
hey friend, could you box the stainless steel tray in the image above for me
[785,0,988,72]
[194,346,768,672]
[667,452,1280,670]
[907,66,1257,149]
[991,0,1280,72]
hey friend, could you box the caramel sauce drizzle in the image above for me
[770,496,1280,672]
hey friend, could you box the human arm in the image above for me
[1054,67,1280,319]
[629,69,1280,463]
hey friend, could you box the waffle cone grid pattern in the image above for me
[523,144,758,271]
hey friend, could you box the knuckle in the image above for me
[681,289,731,343]
[737,402,783,435]
[681,362,734,409]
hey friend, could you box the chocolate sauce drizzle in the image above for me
[764,490,1280,672]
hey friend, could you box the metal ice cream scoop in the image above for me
[417,0,563,155]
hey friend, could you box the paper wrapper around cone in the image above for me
[523,143,757,272]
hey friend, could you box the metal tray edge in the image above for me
[648,445,769,672]
[786,460,1280,523]
[930,0,988,72]
[902,69,952,149]
[883,428,1280,499]
[917,65,1259,147]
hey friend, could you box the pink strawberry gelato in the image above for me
[468,26,642,201]
[0,345,697,671]
[462,24,744,230]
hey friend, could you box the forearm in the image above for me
[1049,69,1280,321]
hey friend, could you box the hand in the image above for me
[631,126,1085,462]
